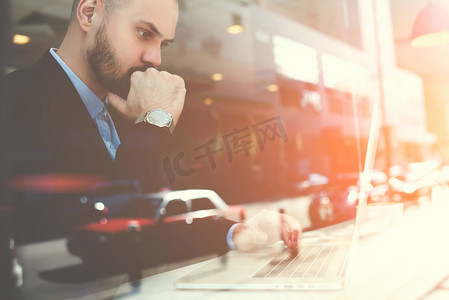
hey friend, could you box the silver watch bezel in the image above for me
[143,109,174,134]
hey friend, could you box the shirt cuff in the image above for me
[226,223,241,250]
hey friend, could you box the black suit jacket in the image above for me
[4,51,170,190]
[3,51,234,254]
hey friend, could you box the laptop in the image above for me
[175,104,381,291]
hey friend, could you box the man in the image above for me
[3,0,300,256]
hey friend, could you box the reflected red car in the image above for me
[67,189,244,268]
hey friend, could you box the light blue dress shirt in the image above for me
[49,48,120,160]
[49,49,237,249]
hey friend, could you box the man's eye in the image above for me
[137,30,151,38]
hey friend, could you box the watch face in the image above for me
[146,110,172,127]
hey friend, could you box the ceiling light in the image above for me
[410,2,449,48]
[267,84,279,93]
[227,13,244,35]
[13,34,30,45]
[204,98,213,105]
[211,73,224,81]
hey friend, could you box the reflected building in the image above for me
[153,0,435,202]
[6,0,435,203]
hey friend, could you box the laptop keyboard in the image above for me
[253,243,350,278]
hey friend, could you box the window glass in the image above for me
[164,200,188,217]
[190,198,216,211]
[3,1,437,299]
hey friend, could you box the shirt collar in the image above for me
[49,48,105,119]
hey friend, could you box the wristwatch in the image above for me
[135,109,174,134]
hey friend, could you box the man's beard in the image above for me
[87,22,151,99]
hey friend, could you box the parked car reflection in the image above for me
[9,173,107,243]
[67,189,245,269]
[308,185,358,229]
[388,162,439,202]
[296,173,329,193]
[308,171,391,229]
[308,163,442,229]
[10,238,23,289]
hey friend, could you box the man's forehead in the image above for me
[117,0,179,36]
[121,0,179,18]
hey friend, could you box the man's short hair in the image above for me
[70,0,178,21]
[70,0,124,21]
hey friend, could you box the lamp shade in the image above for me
[411,3,449,48]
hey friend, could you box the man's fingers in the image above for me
[107,92,129,120]
[236,210,302,251]
[284,216,302,238]
[280,217,301,248]
[285,228,300,248]
[107,91,126,109]
[280,214,301,247]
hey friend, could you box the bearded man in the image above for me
[3,0,300,259]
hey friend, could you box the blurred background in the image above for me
[5,0,448,201]
[3,0,449,299]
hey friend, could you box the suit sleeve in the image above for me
[113,121,173,192]
[112,120,237,255]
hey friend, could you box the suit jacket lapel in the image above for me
[33,51,113,171]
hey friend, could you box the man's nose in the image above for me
[142,46,162,68]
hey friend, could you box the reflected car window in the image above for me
[164,200,188,217]
[190,198,216,211]
[116,198,162,219]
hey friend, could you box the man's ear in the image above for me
[77,0,97,32]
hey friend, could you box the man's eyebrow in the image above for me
[136,20,175,43]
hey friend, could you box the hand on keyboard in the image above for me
[232,209,302,252]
